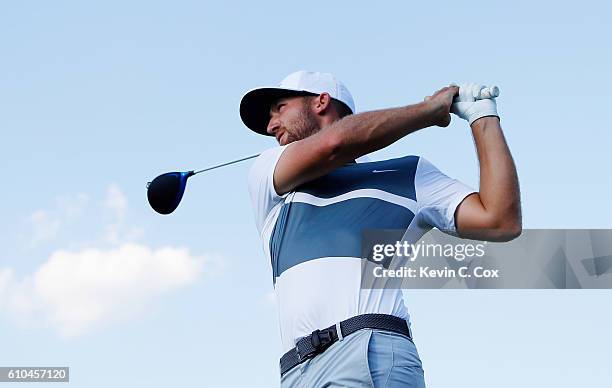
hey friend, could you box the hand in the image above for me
[451,83,499,125]
[424,85,459,127]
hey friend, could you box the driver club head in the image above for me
[147,171,194,215]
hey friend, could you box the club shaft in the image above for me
[193,154,260,175]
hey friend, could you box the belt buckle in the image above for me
[311,329,333,350]
[296,328,334,361]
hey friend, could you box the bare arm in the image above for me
[455,117,522,241]
[274,87,457,194]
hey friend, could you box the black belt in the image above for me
[280,314,412,376]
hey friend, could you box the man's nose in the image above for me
[267,117,280,135]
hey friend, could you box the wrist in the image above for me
[420,99,448,127]
[470,115,500,130]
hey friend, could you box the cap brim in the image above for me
[240,88,315,135]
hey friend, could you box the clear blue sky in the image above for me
[1,1,610,387]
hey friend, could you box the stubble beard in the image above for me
[284,101,320,144]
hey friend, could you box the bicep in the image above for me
[454,193,492,236]
[454,193,514,241]
[273,130,344,195]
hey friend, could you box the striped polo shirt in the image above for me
[248,145,475,354]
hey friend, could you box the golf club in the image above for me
[147,154,259,215]
[147,86,500,215]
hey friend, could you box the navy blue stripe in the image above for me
[272,198,415,279]
[296,156,419,200]
[269,200,291,284]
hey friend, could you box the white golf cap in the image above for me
[240,70,355,135]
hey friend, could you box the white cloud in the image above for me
[104,223,145,246]
[23,184,143,247]
[102,184,144,245]
[1,243,212,337]
[4,183,221,337]
[23,193,90,247]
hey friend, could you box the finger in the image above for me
[452,83,465,102]
[450,102,459,114]
[475,86,500,99]
[471,84,486,99]
[459,83,475,102]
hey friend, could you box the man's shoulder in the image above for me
[253,145,288,164]
[249,145,289,179]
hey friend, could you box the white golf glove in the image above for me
[451,83,499,125]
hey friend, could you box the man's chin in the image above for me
[278,134,292,146]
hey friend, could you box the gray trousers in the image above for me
[281,329,426,388]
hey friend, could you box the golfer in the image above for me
[240,71,521,387]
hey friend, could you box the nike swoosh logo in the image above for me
[372,169,399,173]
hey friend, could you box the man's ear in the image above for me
[313,93,332,115]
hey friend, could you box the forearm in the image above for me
[471,117,521,230]
[323,101,440,162]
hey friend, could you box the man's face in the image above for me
[267,96,320,145]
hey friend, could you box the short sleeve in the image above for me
[414,157,477,234]
[247,145,289,234]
